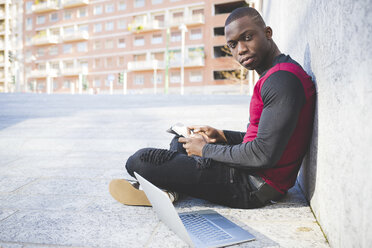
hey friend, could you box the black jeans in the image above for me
[126,136,282,209]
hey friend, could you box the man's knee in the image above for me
[125,148,148,177]
[125,148,177,177]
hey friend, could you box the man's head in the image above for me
[225,7,277,73]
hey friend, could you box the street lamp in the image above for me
[178,24,187,95]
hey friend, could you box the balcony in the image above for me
[30,69,59,78]
[61,67,88,76]
[62,0,89,8]
[128,20,164,33]
[170,14,205,27]
[0,10,5,20]
[32,34,59,46]
[127,60,164,71]
[32,0,59,13]
[169,57,204,68]
[63,30,89,42]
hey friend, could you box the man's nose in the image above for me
[238,41,249,55]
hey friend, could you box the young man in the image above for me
[110,7,316,209]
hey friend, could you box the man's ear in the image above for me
[265,26,273,40]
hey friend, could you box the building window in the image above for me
[134,36,144,46]
[94,23,102,32]
[93,41,102,50]
[118,38,126,48]
[37,83,45,90]
[94,58,101,68]
[78,24,89,32]
[171,31,181,42]
[213,27,224,36]
[50,12,58,22]
[78,8,87,18]
[26,1,33,13]
[170,71,180,83]
[64,11,72,20]
[63,80,71,89]
[77,42,87,52]
[151,74,163,84]
[134,75,144,85]
[152,0,163,4]
[118,56,125,66]
[36,15,46,24]
[63,44,73,54]
[53,81,59,90]
[118,20,126,29]
[64,26,74,35]
[189,71,202,82]
[105,21,114,31]
[213,70,241,80]
[105,40,114,49]
[214,1,247,15]
[37,47,45,57]
[151,34,162,44]
[51,28,59,36]
[105,57,113,67]
[172,11,183,22]
[51,62,59,70]
[26,18,32,30]
[214,45,232,58]
[134,0,144,8]
[118,1,126,10]
[105,3,114,13]
[93,79,101,87]
[49,46,58,55]
[190,28,202,40]
[94,5,103,15]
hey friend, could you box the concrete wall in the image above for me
[261,1,372,247]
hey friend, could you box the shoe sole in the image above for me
[109,179,151,207]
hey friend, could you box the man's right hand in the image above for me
[187,125,227,144]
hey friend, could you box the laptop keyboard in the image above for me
[180,213,232,243]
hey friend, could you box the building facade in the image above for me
[22,0,259,94]
[0,0,23,93]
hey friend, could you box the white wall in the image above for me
[261,1,372,247]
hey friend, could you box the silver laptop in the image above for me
[134,172,255,248]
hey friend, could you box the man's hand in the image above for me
[187,125,227,144]
[178,134,207,157]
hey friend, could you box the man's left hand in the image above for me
[178,134,207,157]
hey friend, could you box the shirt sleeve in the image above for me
[222,130,246,145]
[202,71,306,169]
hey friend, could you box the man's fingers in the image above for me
[178,137,187,143]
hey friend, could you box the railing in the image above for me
[61,67,88,76]
[62,0,89,8]
[63,30,89,41]
[127,60,164,71]
[32,0,59,13]
[32,34,59,46]
[30,69,59,78]
[170,14,205,27]
[170,57,204,68]
[128,20,164,33]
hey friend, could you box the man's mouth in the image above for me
[241,57,254,66]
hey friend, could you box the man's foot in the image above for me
[109,179,179,206]
[109,179,151,206]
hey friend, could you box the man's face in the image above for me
[225,16,271,71]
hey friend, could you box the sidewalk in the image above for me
[0,94,328,248]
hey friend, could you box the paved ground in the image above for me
[0,94,329,248]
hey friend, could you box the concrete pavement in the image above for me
[0,94,329,248]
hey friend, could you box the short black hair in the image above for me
[225,7,266,28]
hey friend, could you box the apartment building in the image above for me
[0,0,23,93]
[23,0,259,94]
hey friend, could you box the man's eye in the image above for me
[244,35,252,41]
[228,42,236,48]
